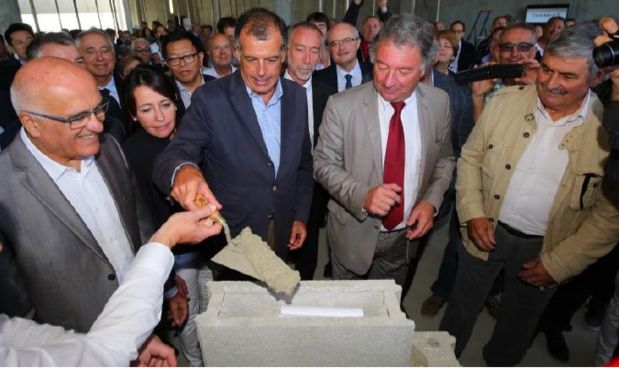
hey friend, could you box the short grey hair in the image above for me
[75,28,115,54]
[287,22,323,46]
[546,21,603,75]
[25,32,75,61]
[371,14,438,69]
[9,83,28,114]
[500,23,537,45]
[131,37,150,50]
[234,8,287,52]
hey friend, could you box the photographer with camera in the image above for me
[469,24,541,121]
[592,16,619,367]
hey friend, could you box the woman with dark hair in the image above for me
[121,65,204,366]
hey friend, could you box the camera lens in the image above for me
[594,39,619,68]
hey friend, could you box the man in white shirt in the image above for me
[283,22,337,280]
[0,57,154,333]
[162,30,215,109]
[440,23,619,366]
[0,205,222,367]
[314,14,454,287]
[203,33,236,79]
[313,22,373,92]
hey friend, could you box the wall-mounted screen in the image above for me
[525,4,569,24]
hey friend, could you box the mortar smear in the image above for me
[232,227,300,296]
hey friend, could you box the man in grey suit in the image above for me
[314,14,455,287]
[0,57,153,333]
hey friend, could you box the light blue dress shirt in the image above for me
[246,79,284,176]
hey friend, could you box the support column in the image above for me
[273,0,291,26]
[0,0,22,35]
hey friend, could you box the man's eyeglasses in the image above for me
[166,53,199,66]
[499,42,534,53]
[326,37,359,48]
[25,99,109,129]
[133,47,152,54]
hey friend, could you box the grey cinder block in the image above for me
[196,280,416,366]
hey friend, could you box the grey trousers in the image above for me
[594,270,619,366]
[331,229,411,287]
[439,223,556,366]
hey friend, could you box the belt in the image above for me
[498,221,543,239]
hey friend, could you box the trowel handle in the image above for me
[194,194,226,225]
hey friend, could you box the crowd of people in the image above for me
[0,1,618,366]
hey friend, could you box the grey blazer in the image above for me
[313,82,455,275]
[0,133,154,332]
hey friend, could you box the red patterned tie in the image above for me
[382,101,406,230]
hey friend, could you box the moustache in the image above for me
[542,83,566,96]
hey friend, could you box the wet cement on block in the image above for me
[230,228,300,296]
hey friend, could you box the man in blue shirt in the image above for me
[153,8,313,263]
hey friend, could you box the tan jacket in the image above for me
[456,85,619,283]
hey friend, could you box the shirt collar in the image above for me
[535,91,591,127]
[20,128,95,182]
[336,60,361,79]
[377,89,417,110]
[246,77,284,106]
[99,76,116,92]
[284,69,312,89]
[175,73,206,93]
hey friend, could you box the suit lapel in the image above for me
[229,71,270,158]
[11,136,108,263]
[278,80,293,179]
[415,84,430,189]
[361,85,383,183]
[95,139,136,253]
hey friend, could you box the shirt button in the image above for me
[488,144,494,149]
[489,218,495,223]
[494,194,500,200]
[523,132,530,138]
[505,164,511,170]
[108,274,116,281]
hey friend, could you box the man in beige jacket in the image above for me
[439,23,619,366]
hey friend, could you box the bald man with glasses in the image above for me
[0,57,154,333]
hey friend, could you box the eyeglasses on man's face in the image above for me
[166,52,199,66]
[25,99,109,129]
[499,42,534,53]
[133,47,152,54]
[326,37,359,48]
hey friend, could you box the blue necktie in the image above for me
[345,74,353,90]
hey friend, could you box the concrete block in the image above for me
[196,280,415,366]
[411,331,460,367]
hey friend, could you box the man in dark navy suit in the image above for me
[153,8,313,262]
[283,21,337,279]
[313,22,373,92]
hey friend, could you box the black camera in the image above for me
[455,64,524,83]
[593,35,619,68]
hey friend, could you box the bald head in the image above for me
[11,57,97,114]
[327,23,361,71]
